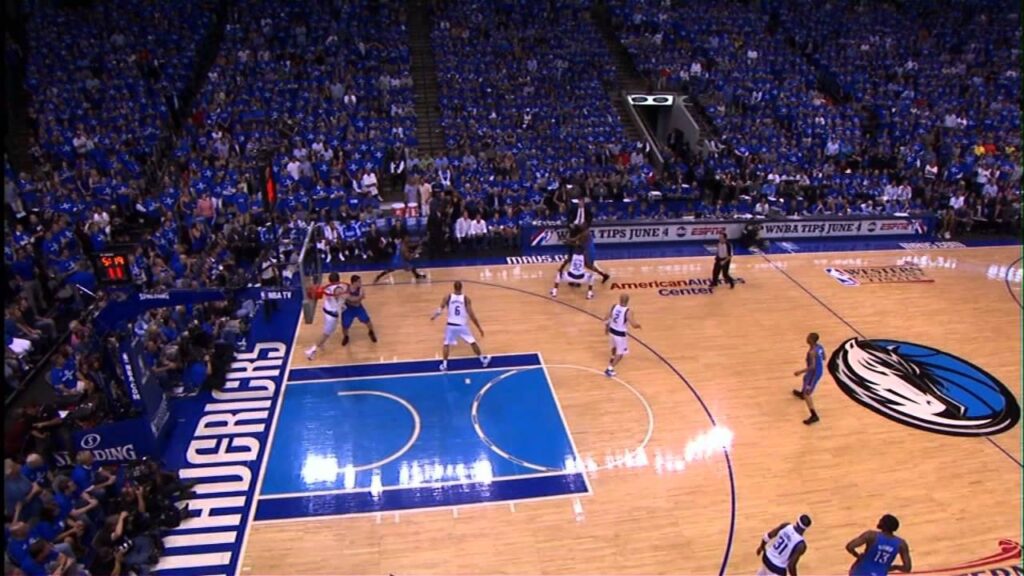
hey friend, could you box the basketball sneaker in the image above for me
[605,367,616,377]
[792,390,805,400]
[550,288,558,297]
[369,331,378,343]
[439,360,448,372]
[481,355,492,367]
[342,335,350,346]
[586,290,594,300]
[304,346,317,360]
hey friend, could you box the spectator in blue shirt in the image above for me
[30,504,84,559]
[20,453,49,488]
[52,476,99,529]
[5,459,44,524]
[5,521,33,568]
[48,353,81,398]
[70,451,115,502]
[178,352,210,397]
[21,539,81,576]
[63,261,97,297]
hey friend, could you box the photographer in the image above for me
[257,248,282,320]
[116,459,194,535]
[127,458,196,502]
[10,403,65,460]
[740,221,768,252]
[92,510,160,575]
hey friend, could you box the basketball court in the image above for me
[229,244,1021,574]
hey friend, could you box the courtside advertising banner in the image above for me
[523,217,930,247]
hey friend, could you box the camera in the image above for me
[126,458,154,484]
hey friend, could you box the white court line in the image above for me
[233,311,304,575]
[537,353,594,496]
[757,244,1015,259]
[253,360,651,529]
[250,491,591,527]
[336,391,421,472]
[286,364,540,385]
[258,469,573,500]
[468,363,655,476]
[471,369,558,472]
[288,352,539,375]
[542,364,656,473]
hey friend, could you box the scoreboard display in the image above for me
[93,248,134,285]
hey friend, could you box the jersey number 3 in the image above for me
[772,536,790,554]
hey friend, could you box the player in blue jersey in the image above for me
[792,332,825,425]
[340,275,377,346]
[373,237,427,283]
[845,515,912,575]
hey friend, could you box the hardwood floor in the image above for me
[242,246,1023,574]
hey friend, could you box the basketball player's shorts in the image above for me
[322,309,340,335]
[609,328,629,356]
[756,557,788,576]
[341,305,370,329]
[389,247,413,268]
[802,372,822,395]
[562,270,594,284]
[444,323,476,346]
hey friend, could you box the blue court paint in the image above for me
[255,473,588,521]
[155,299,303,575]
[448,279,741,576]
[287,352,542,382]
[257,358,586,519]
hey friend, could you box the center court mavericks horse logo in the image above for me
[829,338,1020,437]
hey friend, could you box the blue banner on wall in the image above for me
[93,288,230,335]
[116,333,170,440]
[53,416,159,466]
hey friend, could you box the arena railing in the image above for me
[5,288,103,408]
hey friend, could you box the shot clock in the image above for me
[92,248,134,285]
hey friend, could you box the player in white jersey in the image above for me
[550,246,594,299]
[603,293,641,377]
[756,515,812,576]
[430,280,491,371]
[304,272,348,360]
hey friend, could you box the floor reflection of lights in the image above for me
[564,425,734,478]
